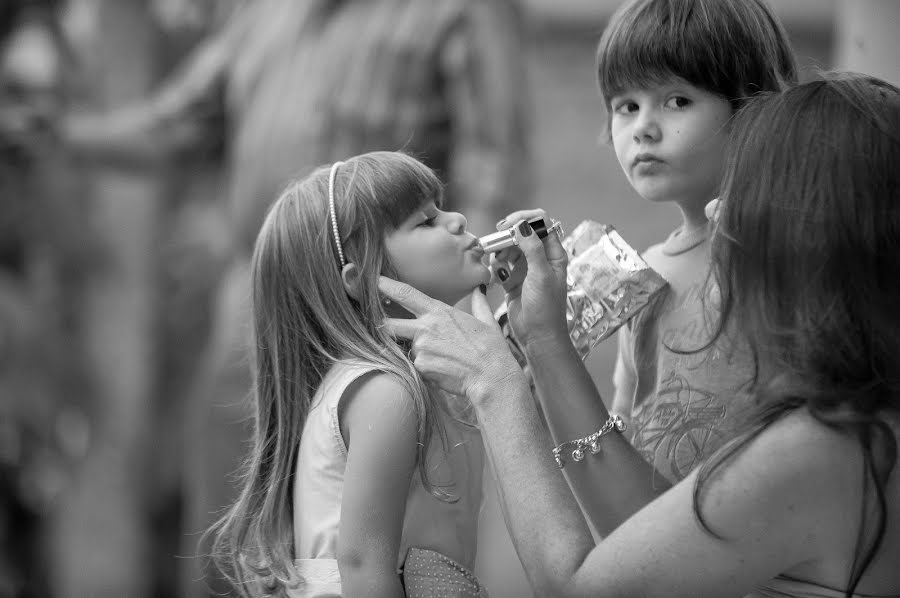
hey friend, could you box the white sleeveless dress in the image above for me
[290,360,487,597]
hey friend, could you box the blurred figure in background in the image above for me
[0,1,89,596]
[61,1,532,595]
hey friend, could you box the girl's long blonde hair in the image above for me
[209,151,454,596]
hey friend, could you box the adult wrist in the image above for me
[468,367,531,411]
[521,326,572,360]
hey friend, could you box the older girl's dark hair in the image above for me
[697,74,900,596]
[597,0,797,110]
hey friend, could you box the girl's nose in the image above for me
[633,111,661,143]
[446,211,467,234]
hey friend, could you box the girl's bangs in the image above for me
[376,158,444,229]
[598,14,725,101]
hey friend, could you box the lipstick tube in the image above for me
[479,217,562,254]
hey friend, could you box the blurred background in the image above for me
[0,1,896,597]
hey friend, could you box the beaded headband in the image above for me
[328,161,346,268]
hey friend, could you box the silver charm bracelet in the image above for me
[553,414,627,469]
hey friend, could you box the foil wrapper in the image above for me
[562,221,667,359]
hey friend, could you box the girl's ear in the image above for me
[341,263,362,299]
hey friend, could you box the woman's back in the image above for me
[743,411,900,598]
[848,413,900,595]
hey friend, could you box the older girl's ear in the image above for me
[705,198,721,223]
[341,263,362,300]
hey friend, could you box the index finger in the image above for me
[497,208,547,230]
[381,317,421,342]
[378,276,440,317]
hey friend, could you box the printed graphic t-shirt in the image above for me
[612,225,757,487]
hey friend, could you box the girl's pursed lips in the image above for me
[633,153,664,167]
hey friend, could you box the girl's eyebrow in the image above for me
[406,206,436,226]
[665,83,694,93]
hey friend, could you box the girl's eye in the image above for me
[613,101,638,115]
[665,96,691,109]
[419,217,436,227]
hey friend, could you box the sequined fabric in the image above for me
[401,548,489,598]
[286,548,488,598]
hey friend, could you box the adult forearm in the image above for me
[526,335,670,536]
[473,378,595,596]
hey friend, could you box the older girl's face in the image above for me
[384,201,490,305]
[609,77,732,209]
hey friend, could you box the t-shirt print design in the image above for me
[629,371,728,483]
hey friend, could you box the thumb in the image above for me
[471,286,496,326]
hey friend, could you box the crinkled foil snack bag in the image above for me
[562,221,667,359]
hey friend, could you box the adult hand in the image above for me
[491,209,569,349]
[378,277,526,403]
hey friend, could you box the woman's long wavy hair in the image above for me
[695,75,900,595]
[208,151,454,596]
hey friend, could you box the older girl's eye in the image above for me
[613,100,639,115]
[418,216,436,227]
[665,96,691,109]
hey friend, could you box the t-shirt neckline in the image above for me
[661,222,710,256]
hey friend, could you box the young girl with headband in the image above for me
[210,151,491,597]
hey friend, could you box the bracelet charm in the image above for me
[553,414,626,469]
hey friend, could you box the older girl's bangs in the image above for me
[598,7,729,102]
[597,0,793,105]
